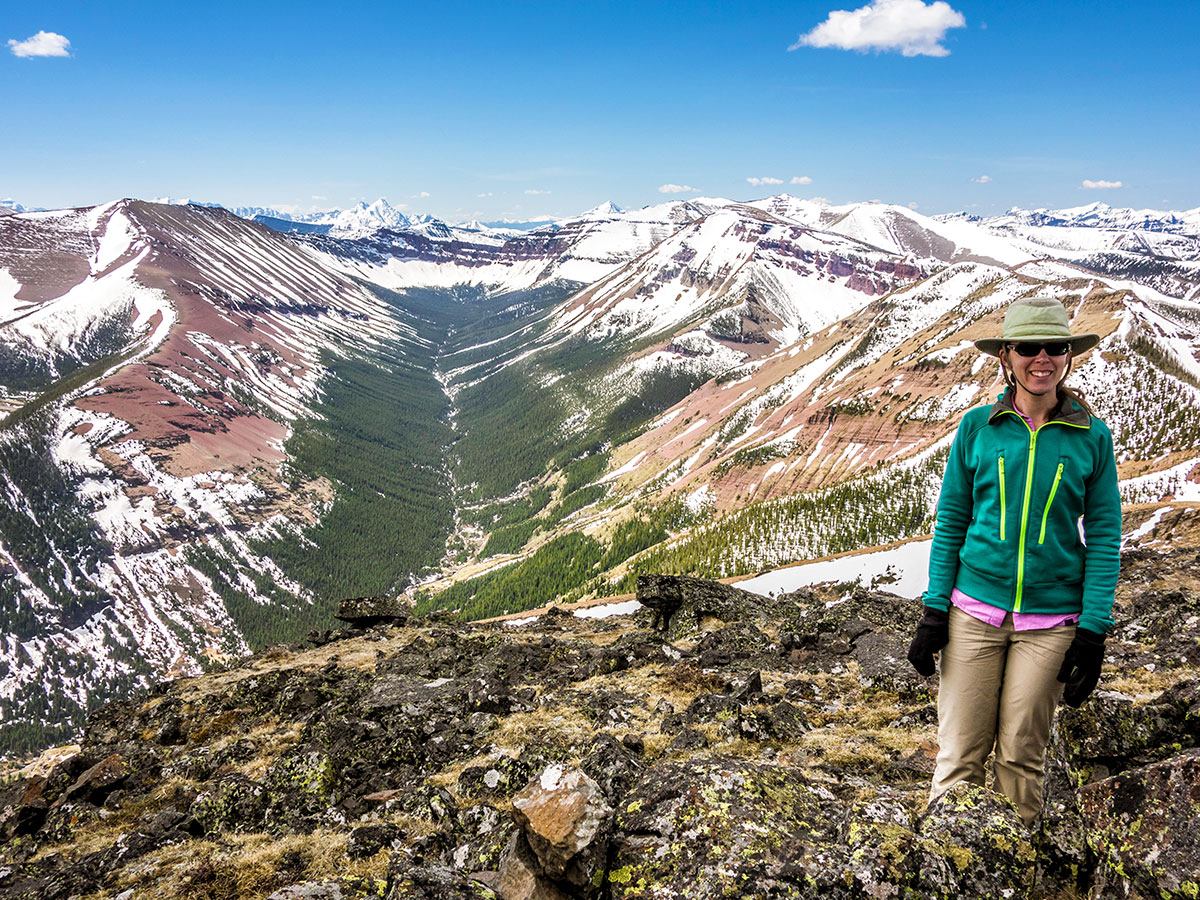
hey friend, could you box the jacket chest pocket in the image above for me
[1038,460,1066,545]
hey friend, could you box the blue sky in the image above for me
[3,1,1198,220]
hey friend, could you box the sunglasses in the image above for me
[1007,341,1071,358]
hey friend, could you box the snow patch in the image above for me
[735,540,932,599]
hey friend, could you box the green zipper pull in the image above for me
[1039,462,1065,545]
[998,456,1007,541]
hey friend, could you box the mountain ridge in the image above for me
[3,193,1200,755]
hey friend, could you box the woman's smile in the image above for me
[1009,348,1069,396]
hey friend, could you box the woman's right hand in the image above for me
[907,605,951,677]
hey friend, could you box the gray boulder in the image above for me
[635,574,769,639]
[1081,748,1200,899]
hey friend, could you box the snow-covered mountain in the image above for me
[4,192,1200,756]
[984,201,1200,234]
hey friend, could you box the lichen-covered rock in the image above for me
[579,734,644,803]
[606,757,842,899]
[447,804,515,873]
[266,882,352,900]
[265,746,337,817]
[0,776,48,843]
[840,789,921,899]
[1036,723,1093,897]
[60,752,131,805]
[386,861,498,899]
[458,752,547,800]
[694,622,779,668]
[348,823,405,859]
[740,699,810,742]
[854,632,929,700]
[1081,748,1200,900]
[1109,584,1200,671]
[914,782,1036,899]
[667,728,707,751]
[1057,691,1175,779]
[683,691,742,730]
[510,764,612,888]
[188,773,267,834]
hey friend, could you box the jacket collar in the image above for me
[987,388,1091,428]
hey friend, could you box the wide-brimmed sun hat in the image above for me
[974,296,1100,357]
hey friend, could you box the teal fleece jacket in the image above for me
[925,390,1121,634]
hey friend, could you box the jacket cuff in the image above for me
[1077,613,1111,635]
[921,593,950,612]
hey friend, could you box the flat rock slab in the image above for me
[335,595,408,625]
[386,862,499,899]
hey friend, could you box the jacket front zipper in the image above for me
[1039,462,1065,545]
[1014,427,1037,612]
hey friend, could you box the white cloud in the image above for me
[790,0,966,57]
[8,30,71,58]
[1081,179,1123,190]
[970,175,992,183]
[477,192,494,198]
[812,197,831,205]
[414,191,431,198]
[311,195,327,200]
[790,176,813,185]
[524,189,551,195]
[746,176,785,187]
[908,202,919,209]
[658,183,699,193]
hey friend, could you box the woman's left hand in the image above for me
[1056,627,1106,706]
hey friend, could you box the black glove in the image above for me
[907,605,950,677]
[1057,627,1105,707]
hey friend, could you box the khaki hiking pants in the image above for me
[930,605,1075,825]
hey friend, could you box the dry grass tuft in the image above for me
[659,659,726,696]
[105,829,387,900]
[1104,666,1194,701]
[489,707,594,756]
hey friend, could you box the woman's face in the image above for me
[1003,343,1071,398]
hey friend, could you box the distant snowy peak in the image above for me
[990,202,1200,236]
[580,201,624,219]
[314,199,414,237]
[1,198,28,214]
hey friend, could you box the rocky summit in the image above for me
[2,543,1200,900]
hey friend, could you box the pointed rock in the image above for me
[510,765,612,888]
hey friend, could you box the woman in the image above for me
[907,295,1121,825]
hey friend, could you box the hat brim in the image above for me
[974,333,1100,357]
